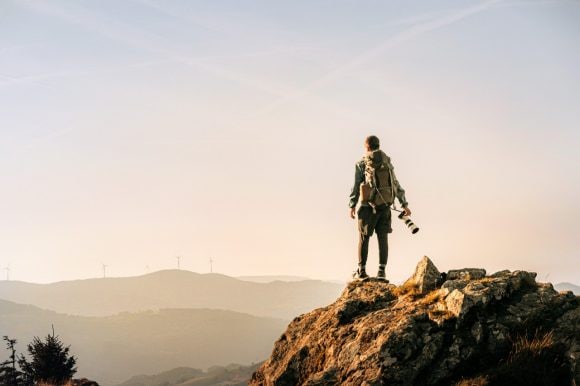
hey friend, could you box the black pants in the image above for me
[357,204,391,268]
[358,232,388,267]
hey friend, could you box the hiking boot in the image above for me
[377,267,387,281]
[353,267,369,281]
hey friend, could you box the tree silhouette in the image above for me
[0,336,22,386]
[18,333,77,385]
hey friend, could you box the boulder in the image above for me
[447,268,487,280]
[403,255,440,294]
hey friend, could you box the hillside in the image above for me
[237,275,312,283]
[251,257,579,385]
[555,282,579,294]
[118,363,260,386]
[0,270,343,319]
[0,299,287,386]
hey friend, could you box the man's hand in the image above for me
[349,207,356,219]
[403,207,412,216]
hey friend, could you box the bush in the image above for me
[18,333,77,385]
[0,336,23,386]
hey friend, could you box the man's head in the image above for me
[365,135,380,151]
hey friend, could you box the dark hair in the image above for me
[365,135,380,150]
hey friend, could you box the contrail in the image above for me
[14,126,76,152]
[497,0,572,7]
[10,0,505,136]
[0,73,58,90]
[250,0,503,118]
[0,47,315,89]
[0,58,184,88]
[12,0,383,127]
[129,0,228,34]
[12,1,295,97]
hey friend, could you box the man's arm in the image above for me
[348,163,364,218]
[390,163,411,215]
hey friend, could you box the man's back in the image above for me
[349,136,412,281]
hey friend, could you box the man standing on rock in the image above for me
[349,135,411,280]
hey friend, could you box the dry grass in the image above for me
[455,375,488,386]
[392,280,421,298]
[37,381,74,386]
[509,330,554,360]
[420,289,444,305]
[460,330,570,385]
[427,309,455,321]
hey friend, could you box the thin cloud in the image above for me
[498,0,572,6]
[0,46,315,89]
[13,1,294,97]
[129,0,228,34]
[11,0,382,128]
[250,0,503,118]
[17,126,76,151]
[0,59,182,89]
[0,72,59,90]
[11,0,505,134]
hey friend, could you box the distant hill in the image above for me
[0,270,343,319]
[554,282,579,294]
[0,299,286,386]
[236,275,312,283]
[117,363,260,386]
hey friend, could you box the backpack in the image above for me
[359,150,395,206]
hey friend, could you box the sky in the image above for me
[0,0,579,284]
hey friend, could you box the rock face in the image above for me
[447,268,486,281]
[403,256,440,294]
[251,259,579,386]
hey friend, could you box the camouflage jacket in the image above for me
[348,153,408,209]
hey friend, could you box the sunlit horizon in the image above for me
[1,0,579,285]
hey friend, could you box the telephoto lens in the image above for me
[398,212,419,234]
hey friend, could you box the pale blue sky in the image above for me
[1,0,579,284]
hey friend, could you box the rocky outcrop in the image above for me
[251,258,579,386]
[447,268,487,281]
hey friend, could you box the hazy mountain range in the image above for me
[0,270,346,385]
[0,270,344,319]
[118,364,260,386]
[0,299,285,386]
[554,282,579,294]
[237,275,312,283]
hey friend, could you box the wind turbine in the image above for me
[4,265,9,281]
[102,263,108,279]
[176,255,181,270]
[209,257,214,273]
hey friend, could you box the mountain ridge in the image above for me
[555,281,579,294]
[0,269,343,319]
[117,363,260,386]
[0,298,287,386]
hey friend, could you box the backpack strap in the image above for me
[388,166,397,211]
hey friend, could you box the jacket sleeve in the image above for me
[348,163,364,208]
[390,164,408,208]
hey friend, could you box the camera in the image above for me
[398,212,419,234]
